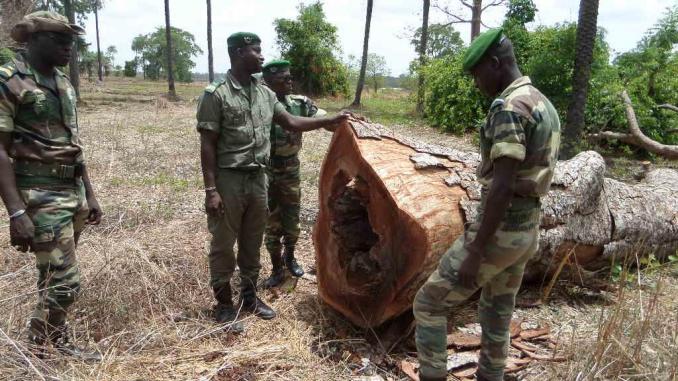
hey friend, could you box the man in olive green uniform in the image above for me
[413,29,560,381]
[196,32,347,333]
[260,60,327,288]
[0,12,102,359]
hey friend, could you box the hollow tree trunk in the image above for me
[314,119,678,328]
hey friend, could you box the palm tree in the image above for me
[63,0,81,98]
[562,0,600,158]
[93,0,103,81]
[416,0,430,114]
[164,0,176,98]
[206,0,214,82]
[351,0,373,107]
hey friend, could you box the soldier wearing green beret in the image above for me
[0,12,102,359]
[413,29,560,381]
[260,59,327,288]
[196,32,348,332]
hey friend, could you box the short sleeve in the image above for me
[196,91,221,132]
[488,110,526,162]
[273,101,286,117]
[0,82,16,133]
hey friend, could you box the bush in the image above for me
[0,48,15,66]
[422,53,486,133]
[123,60,137,77]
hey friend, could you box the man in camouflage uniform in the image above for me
[260,60,326,288]
[196,32,347,333]
[0,12,102,359]
[413,29,560,381]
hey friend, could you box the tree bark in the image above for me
[416,0,430,115]
[314,119,678,328]
[0,0,34,49]
[164,0,176,98]
[351,0,373,107]
[470,0,482,40]
[94,2,103,82]
[206,0,214,83]
[562,0,599,159]
[63,0,81,99]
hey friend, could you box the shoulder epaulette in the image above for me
[0,63,18,81]
[204,80,225,94]
[289,94,309,102]
[489,98,505,111]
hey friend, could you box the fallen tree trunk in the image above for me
[313,119,678,328]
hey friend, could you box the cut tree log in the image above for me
[313,118,678,328]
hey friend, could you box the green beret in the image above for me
[227,32,261,48]
[462,28,504,72]
[262,59,291,75]
[11,11,85,43]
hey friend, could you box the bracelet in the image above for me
[9,209,26,220]
[205,186,217,193]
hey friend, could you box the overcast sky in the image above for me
[82,0,675,77]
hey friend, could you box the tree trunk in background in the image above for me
[206,0,214,83]
[416,0,430,115]
[351,0,373,107]
[164,0,176,98]
[94,2,103,82]
[470,0,482,39]
[562,0,599,158]
[63,0,81,99]
[0,0,34,49]
[314,119,678,328]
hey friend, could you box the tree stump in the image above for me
[313,119,678,328]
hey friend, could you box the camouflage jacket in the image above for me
[477,76,561,198]
[0,53,83,164]
[196,70,286,170]
[270,94,319,158]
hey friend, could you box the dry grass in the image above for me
[0,77,676,381]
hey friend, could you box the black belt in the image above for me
[270,155,299,167]
[14,160,83,179]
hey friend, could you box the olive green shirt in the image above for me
[270,94,319,158]
[477,76,561,197]
[0,53,83,164]
[196,70,286,170]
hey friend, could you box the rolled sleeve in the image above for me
[196,91,221,132]
[489,110,526,162]
[273,101,286,117]
[0,83,15,133]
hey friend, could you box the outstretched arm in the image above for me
[273,109,348,133]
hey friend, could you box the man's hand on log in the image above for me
[324,111,351,132]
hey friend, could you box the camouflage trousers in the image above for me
[264,155,301,255]
[19,182,89,326]
[413,201,540,381]
[208,168,268,292]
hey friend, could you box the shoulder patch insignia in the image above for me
[0,65,16,80]
[490,98,505,110]
[204,80,224,94]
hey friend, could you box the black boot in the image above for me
[284,247,304,277]
[419,375,446,381]
[27,317,48,357]
[264,247,285,288]
[48,310,102,362]
[240,284,276,320]
[213,285,244,333]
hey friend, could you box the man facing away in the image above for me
[413,29,561,381]
[260,59,327,288]
[0,11,103,359]
[196,32,348,333]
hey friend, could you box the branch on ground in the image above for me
[587,91,678,160]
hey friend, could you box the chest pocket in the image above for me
[19,89,49,117]
[221,105,251,145]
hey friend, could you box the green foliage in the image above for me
[274,2,349,96]
[422,53,486,133]
[131,27,202,82]
[123,60,137,77]
[411,23,464,59]
[365,53,389,93]
[0,48,15,66]
[614,6,678,145]
[33,0,101,24]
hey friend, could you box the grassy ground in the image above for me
[0,77,676,381]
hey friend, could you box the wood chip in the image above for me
[509,319,523,338]
[399,360,419,381]
[452,365,477,378]
[520,326,550,340]
[446,332,481,349]
[410,153,443,169]
[446,351,477,371]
